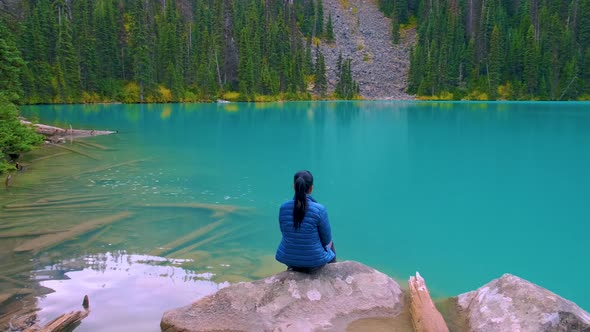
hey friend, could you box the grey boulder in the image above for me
[456,273,590,332]
[161,261,405,332]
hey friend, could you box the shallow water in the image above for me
[1,101,589,330]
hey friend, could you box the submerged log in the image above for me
[0,275,29,287]
[0,229,66,239]
[408,272,449,332]
[150,219,226,257]
[74,140,111,150]
[82,225,111,249]
[138,202,252,218]
[47,143,100,160]
[30,151,71,162]
[14,212,132,253]
[4,196,108,209]
[165,224,243,258]
[4,202,106,212]
[0,289,34,303]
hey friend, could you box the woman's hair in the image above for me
[293,170,313,228]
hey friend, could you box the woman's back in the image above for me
[275,195,335,268]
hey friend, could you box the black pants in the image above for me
[288,243,336,273]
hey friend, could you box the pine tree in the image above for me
[335,58,358,99]
[391,15,401,45]
[55,18,80,102]
[314,46,327,97]
[325,12,335,42]
[0,21,25,103]
[130,0,154,102]
[315,0,324,37]
[488,25,502,98]
[0,22,43,172]
[73,0,98,93]
[523,25,539,96]
[94,0,122,98]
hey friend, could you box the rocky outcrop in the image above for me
[161,261,405,332]
[456,273,590,332]
[321,0,415,100]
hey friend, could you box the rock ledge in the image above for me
[161,261,405,332]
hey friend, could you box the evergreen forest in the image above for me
[0,0,333,104]
[1,0,589,103]
[380,0,590,100]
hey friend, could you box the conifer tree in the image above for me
[315,0,324,37]
[130,0,154,102]
[73,0,98,93]
[55,18,80,102]
[335,58,358,99]
[314,46,327,97]
[0,22,43,173]
[488,25,502,97]
[0,22,25,103]
[391,15,401,45]
[325,12,335,42]
[523,25,540,95]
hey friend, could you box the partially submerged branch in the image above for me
[20,119,116,140]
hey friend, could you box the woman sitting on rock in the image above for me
[275,170,336,273]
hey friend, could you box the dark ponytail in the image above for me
[293,170,313,229]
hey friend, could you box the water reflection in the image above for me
[35,252,228,332]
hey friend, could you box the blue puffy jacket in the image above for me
[275,195,336,268]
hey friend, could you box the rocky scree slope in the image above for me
[320,0,415,100]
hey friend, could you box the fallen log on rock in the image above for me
[408,272,449,332]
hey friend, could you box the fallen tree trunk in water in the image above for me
[20,119,116,138]
[150,218,226,257]
[14,211,132,253]
[408,272,449,332]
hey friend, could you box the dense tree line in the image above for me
[380,0,590,100]
[0,21,43,174]
[0,0,350,103]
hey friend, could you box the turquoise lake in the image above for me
[1,101,589,330]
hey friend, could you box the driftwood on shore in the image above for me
[20,119,116,139]
[14,211,132,253]
[408,272,449,332]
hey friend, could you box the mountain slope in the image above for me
[321,0,414,100]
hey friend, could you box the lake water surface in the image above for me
[2,101,589,330]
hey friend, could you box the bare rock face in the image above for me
[456,274,590,332]
[321,0,415,100]
[161,261,405,332]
